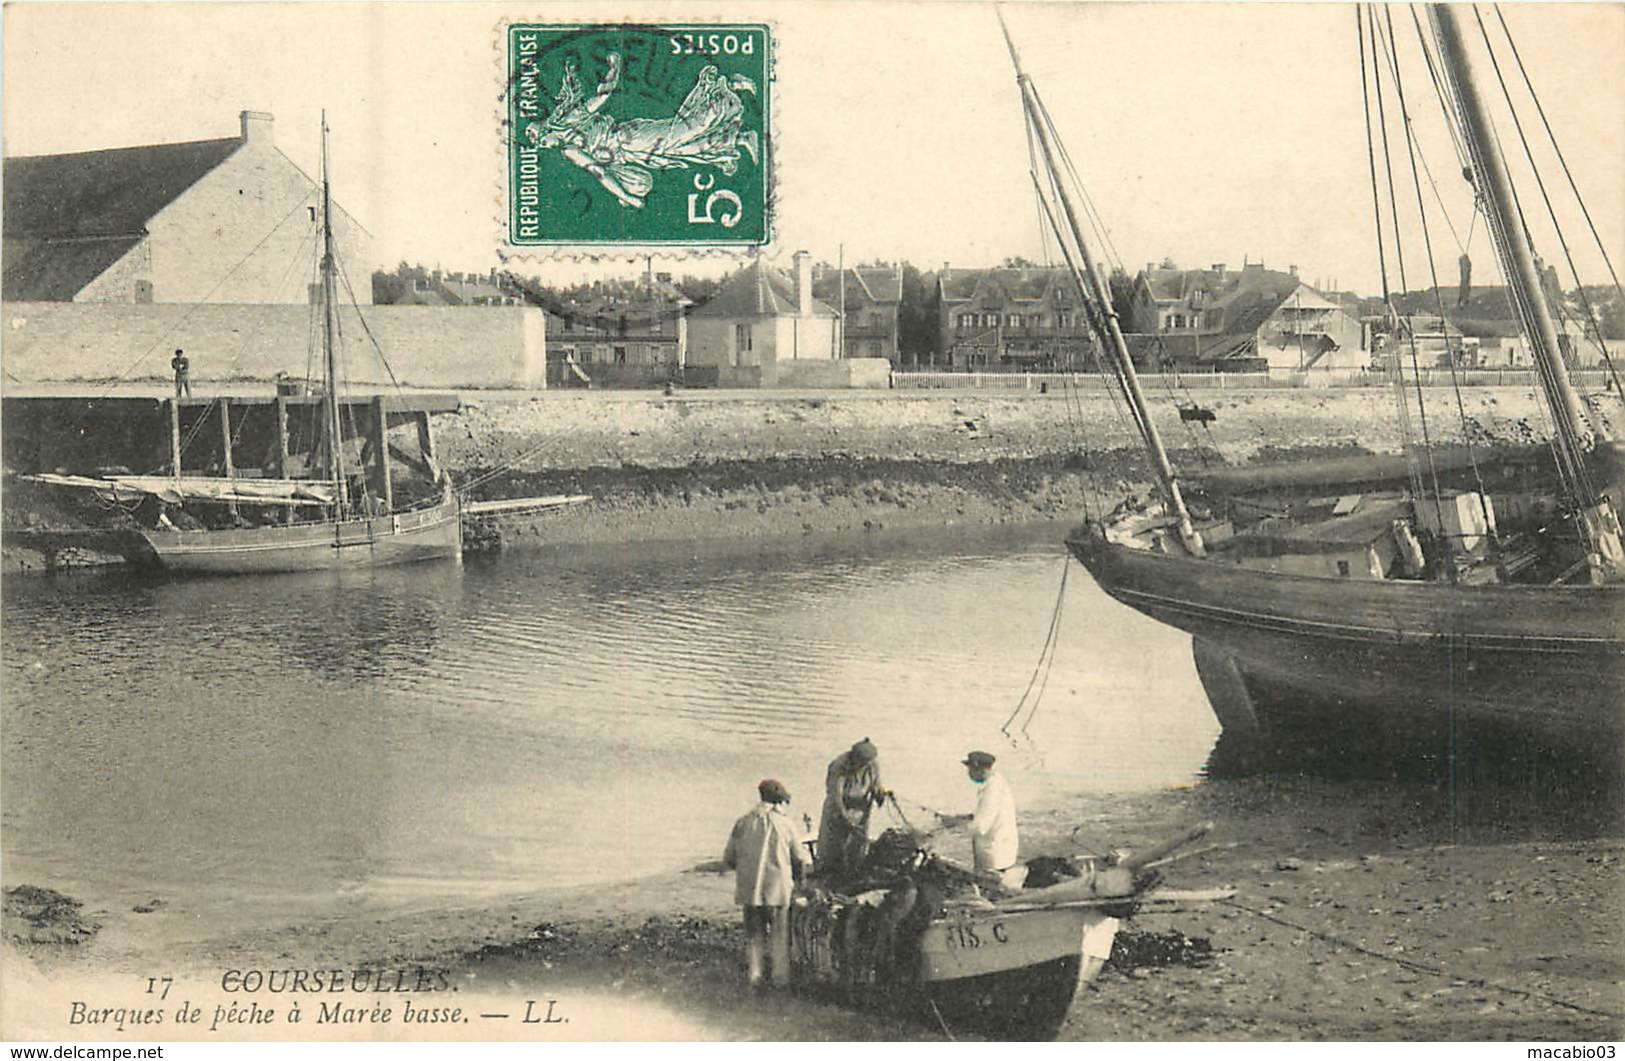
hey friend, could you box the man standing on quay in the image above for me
[818,737,887,880]
[171,348,192,398]
[723,779,811,989]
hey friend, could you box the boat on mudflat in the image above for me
[20,115,464,576]
[1004,4,1625,757]
[787,826,1225,1039]
[1068,519,1624,750]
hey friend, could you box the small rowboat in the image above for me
[788,826,1228,1039]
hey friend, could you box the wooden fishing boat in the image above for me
[1003,6,1625,757]
[19,116,464,576]
[135,484,463,575]
[790,888,1119,1039]
[788,826,1225,1039]
[1069,523,1625,748]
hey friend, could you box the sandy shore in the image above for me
[6,756,1620,1042]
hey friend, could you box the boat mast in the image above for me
[998,11,1204,556]
[319,111,349,519]
[1431,5,1622,575]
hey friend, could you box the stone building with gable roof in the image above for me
[3,110,373,305]
[687,252,838,372]
[813,264,903,362]
[1127,261,1367,372]
[936,265,1094,369]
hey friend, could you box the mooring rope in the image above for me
[999,560,1070,740]
[1218,897,1622,1021]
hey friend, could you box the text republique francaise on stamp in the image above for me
[506,23,772,249]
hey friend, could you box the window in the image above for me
[959,314,973,328]
[869,340,882,357]
[1172,313,1187,330]
[1336,559,1351,578]
[984,313,998,327]
[134,280,154,304]
[650,320,662,334]
[1058,312,1073,329]
[1007,314,1021,328]
[736,323,753,352]
[578,346,593,364]
[614,346,627,365]
[563,318,574,333]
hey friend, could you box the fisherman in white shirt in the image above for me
[949,749,1026,890]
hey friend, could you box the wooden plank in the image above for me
[463,495,591,516]
[274,395,293,525]
[219,400,238,519]
[416,411,440,481]
[371,395,393,513]
[169,399,182,481]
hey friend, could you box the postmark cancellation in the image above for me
[504,23,773,252]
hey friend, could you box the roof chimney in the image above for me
[240,110,274,146]
[1212,263,1227,279]
[794,250,813,317]
[1289,264,1299,278]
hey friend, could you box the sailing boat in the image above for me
[1005,7,1624,754]
[23,117,463,575]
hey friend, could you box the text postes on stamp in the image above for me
[507,23,772,249]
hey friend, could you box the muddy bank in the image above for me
[438,387,1565,471]
[439,386,1575,550]
[6,763,1618,1042]
[459,454,1152,551]
[5,386,1599,572]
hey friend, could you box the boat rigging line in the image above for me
[1367,7,1456,563]
[1431,11,1605,531]
[85,189,320,400]
[999,560,1070,741]
[1218,897,1623,1022]
[1387,5,1502,568]
[1357,6,1431,508]
[1472,5,1624,396]
[1492,2,1625,396]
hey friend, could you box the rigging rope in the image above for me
[1390,6,1500,566]
[1374,7,1455,565]
[1219,898,1622,1021]
[999,560,1069,740]
[1432,10,1594,514]
[337,253,410,395]
[1476,5,1624,398]
[1494,4,1625,361]
[1360,5,1425,506]
[89,191,318,397]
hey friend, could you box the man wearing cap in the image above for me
[724,779,811,989]
[955,750,1024,889]
[817,738,888,882]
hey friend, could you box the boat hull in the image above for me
[1067,526,1625,752]
[137,498,463,575]
[789,896,1116,1038]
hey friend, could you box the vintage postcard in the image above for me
[2,0,1622,1049]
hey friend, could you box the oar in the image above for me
[1118,822,1215,874]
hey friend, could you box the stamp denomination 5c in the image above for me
[506,23,772,249]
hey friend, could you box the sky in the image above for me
[4,1,1622,294]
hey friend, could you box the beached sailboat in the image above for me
[21,117,463,575]
[1007,7,1624,754]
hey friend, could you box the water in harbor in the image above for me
[0,524,1218,934]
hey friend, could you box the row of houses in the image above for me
[4,109,1612,388]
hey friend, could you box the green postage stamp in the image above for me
[506,23,773,249]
